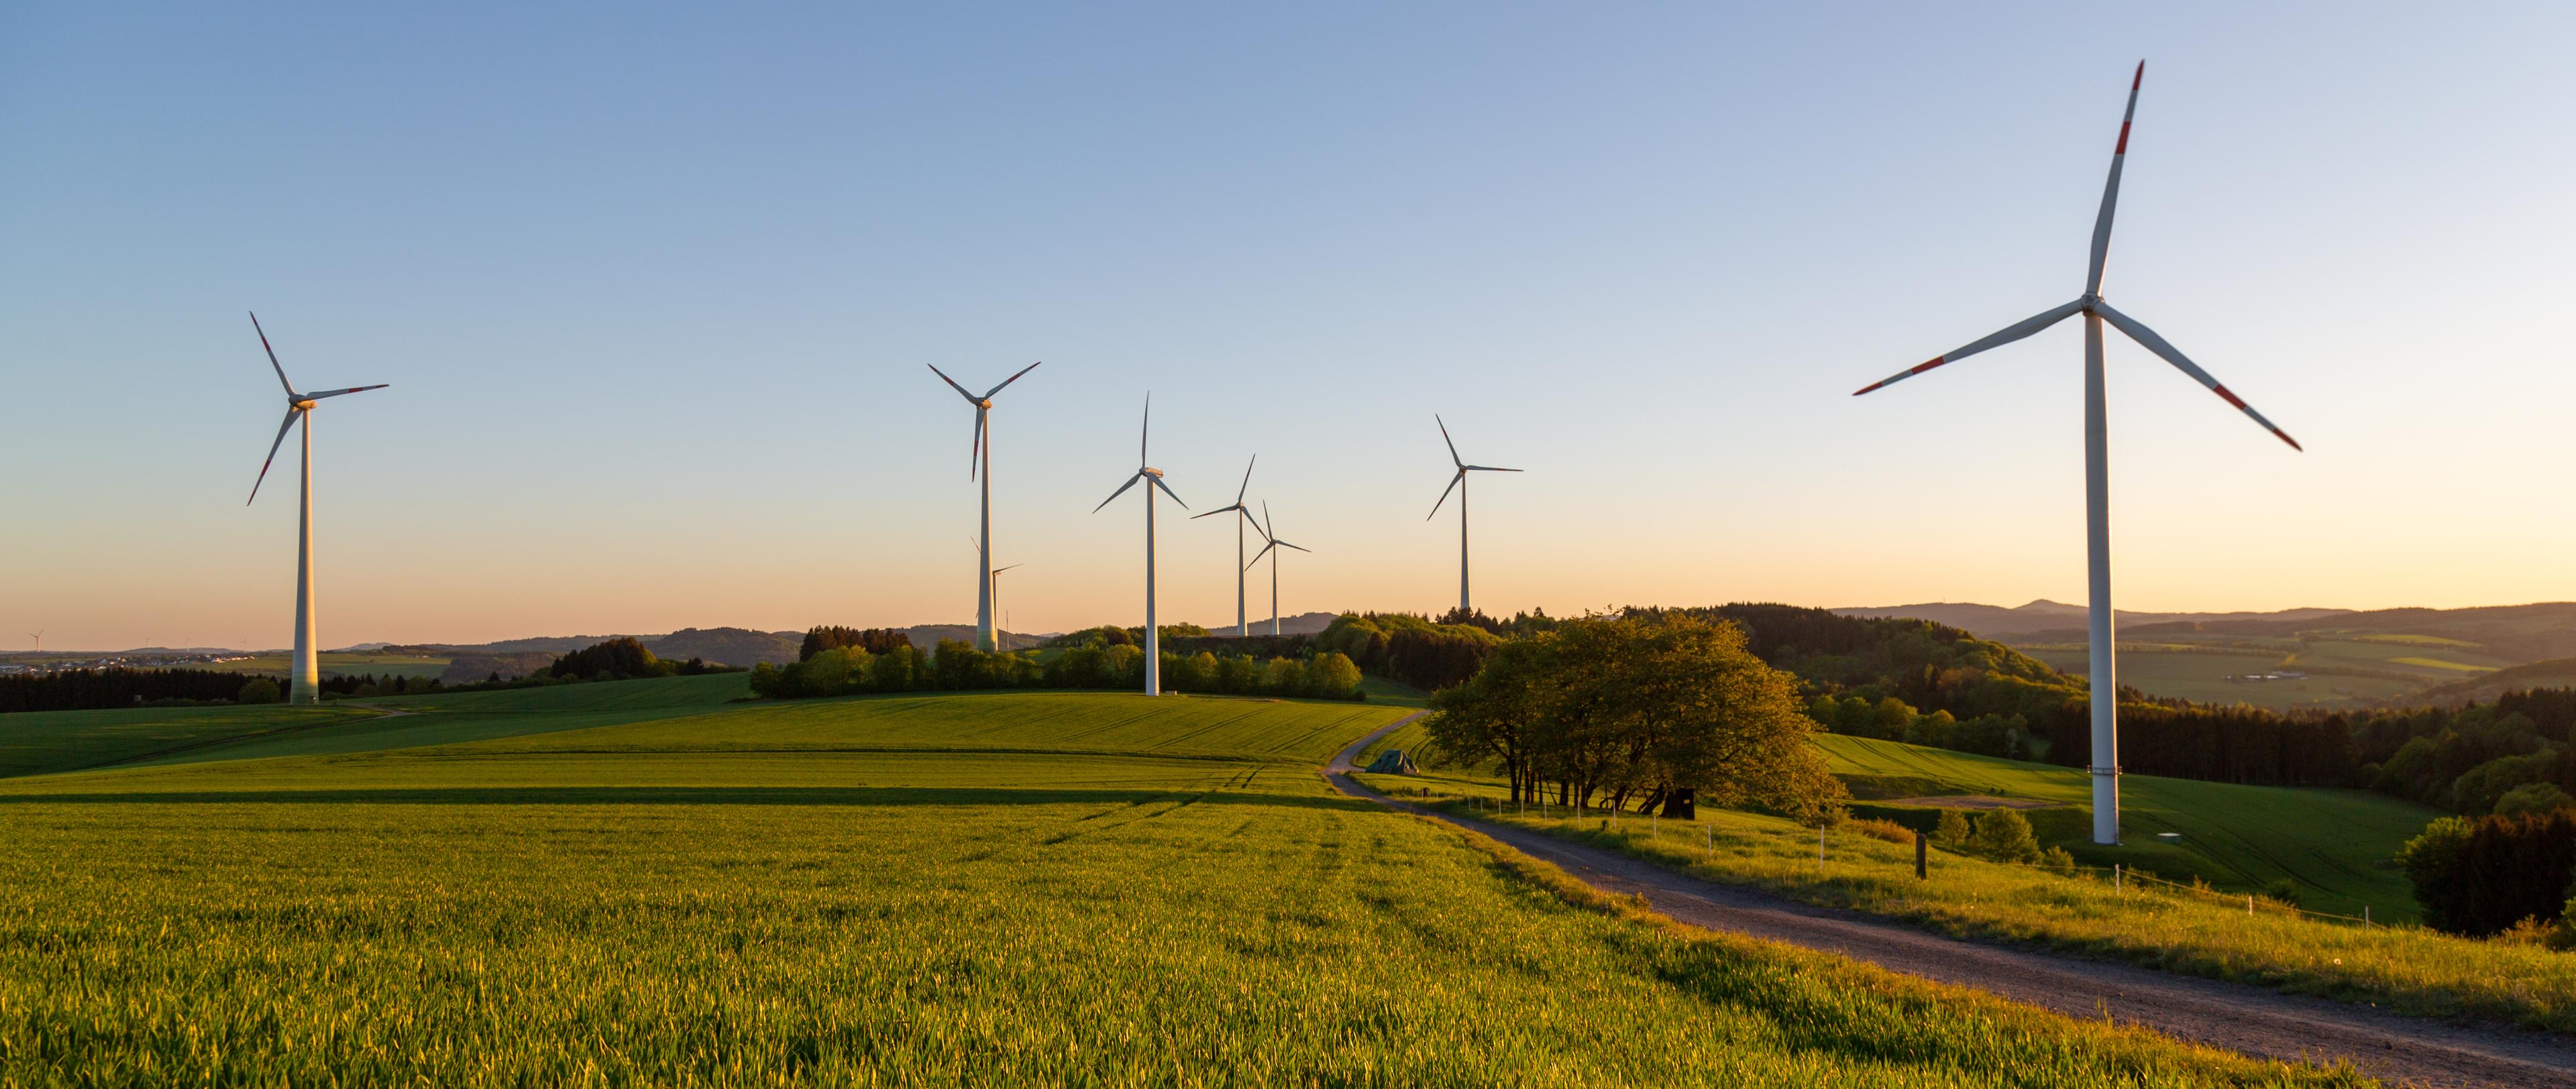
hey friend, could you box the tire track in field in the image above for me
[1322,715,2576,1089]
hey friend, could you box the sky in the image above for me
[4,2,2571,650]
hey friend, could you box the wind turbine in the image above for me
[967,537,1024,652]
[1246,502,1311,636]
[1190,456,1259,638]
[1426,415,1519,616]
[928,361,1042,652]
[244,312,390,705]
[1851,62,2300,846]
[26,632,40,654]
[1092,394,1185,695]
[990,564,1022,651]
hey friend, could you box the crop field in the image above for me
[0,702,381,778]
[0,683,2368,1086]
[176,651,455,679]
[2019,645,2432,710]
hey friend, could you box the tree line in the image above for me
[753,635,1363,701]
[2399,809,2576,938]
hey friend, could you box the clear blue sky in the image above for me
[5,2,2571,649]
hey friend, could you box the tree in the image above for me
[236,677,282,705]
[1968,810,2039,863]
[2497,782,2576,817]
[1261,657,1305,695]
[1307,652,1362,698]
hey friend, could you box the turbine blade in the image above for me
[1279,540,1311,553]
[1189,504,1246,520]
[1151,475,1187,509]
[1436,414,1462,468]
[1852,299,2084,396]
[302,384,388,401]
[248,408,302,504]
[971,408,985,480]
[982,360,1042,399]
[1140,393,1151,465]
[1261,500,1275,538]
[993,563,1023,574]
[1464,465,1521,473]
[1092,472,1144,513]
[2094,302,2302,451]
[926,363,980,404]
[1235,454,1255,505]
[1427,471,1462,520]
[249,312,294,395]
[1246,540,1275,569]
[2088,61,2145,296]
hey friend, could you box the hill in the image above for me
[1834,600,2355,640]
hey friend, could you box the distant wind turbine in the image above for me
[1190,456,1259,638]
[1092,394,1186,695]
[244,312,390,705]
[929,361,1042,652]
[27,631,40,654]
[968,536,1024,652]
[1246,502,1310,637]
[1426,415,1519,616]
[1850,62,2300,846]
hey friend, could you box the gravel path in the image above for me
[1326,715,2576,1088]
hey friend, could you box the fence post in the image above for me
[1652,811,1658,840]
[1817,825,1826,866]
[1915,831,1927,880]
[2364,905,2371,926]
[2247,894,2253,916]
[1705,824,1713,857]
[2115,864,2122,893]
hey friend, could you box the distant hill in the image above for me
[1185,611,1339,636]
[1833,600,2354,640]
[2418,655,2576,705]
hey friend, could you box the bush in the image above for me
[235,677,282,705]
[2040,846,2077,874]
[1933,809,1972,849]
[1968,810,2039,864]
[2261,878,2302,907]
[1850,818,1915,846]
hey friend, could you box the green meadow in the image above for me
[178,650,456,679]
[0,682,2364,1086]
[1361,730,2576,1033]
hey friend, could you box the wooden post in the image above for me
[1915,831,1927,880]
[2115,864,2122,893]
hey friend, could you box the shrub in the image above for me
[235,677,282,705]
[2040,846,2077,874]
[1933,809,1972,848]
[1307,652,1363,699]
[1850,818,1914,846]
[1967,810,2039,864]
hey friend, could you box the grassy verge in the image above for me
[1356,769,2576,1035]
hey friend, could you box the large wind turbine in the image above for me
[928,361,1042,652]
[1851,63,2301,846]
[1092,395,1186,695]
[1190,456,1258,638]
[244,312,390,705]
[1246,502,1310,636]
[1426,415,1519,616]
[989,564,1022,652]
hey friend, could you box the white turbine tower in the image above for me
[1189,456,1259,638]
[244,312,390,705]
[1246,502,1310,636]
[928,361,1042,652]
[989,564,1022,652]
[1092,394,1187,695]
[1851,62,2301,846]
[1426,415,1519,617]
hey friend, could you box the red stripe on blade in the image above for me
[2116,122,2131,155]
[2213,384,2247,410]
[1910,357,1946,375]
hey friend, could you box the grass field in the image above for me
[2015,629,2522,710]
[0,702,382,778]
[176,650,456,679]
[0,682,2369,1085]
